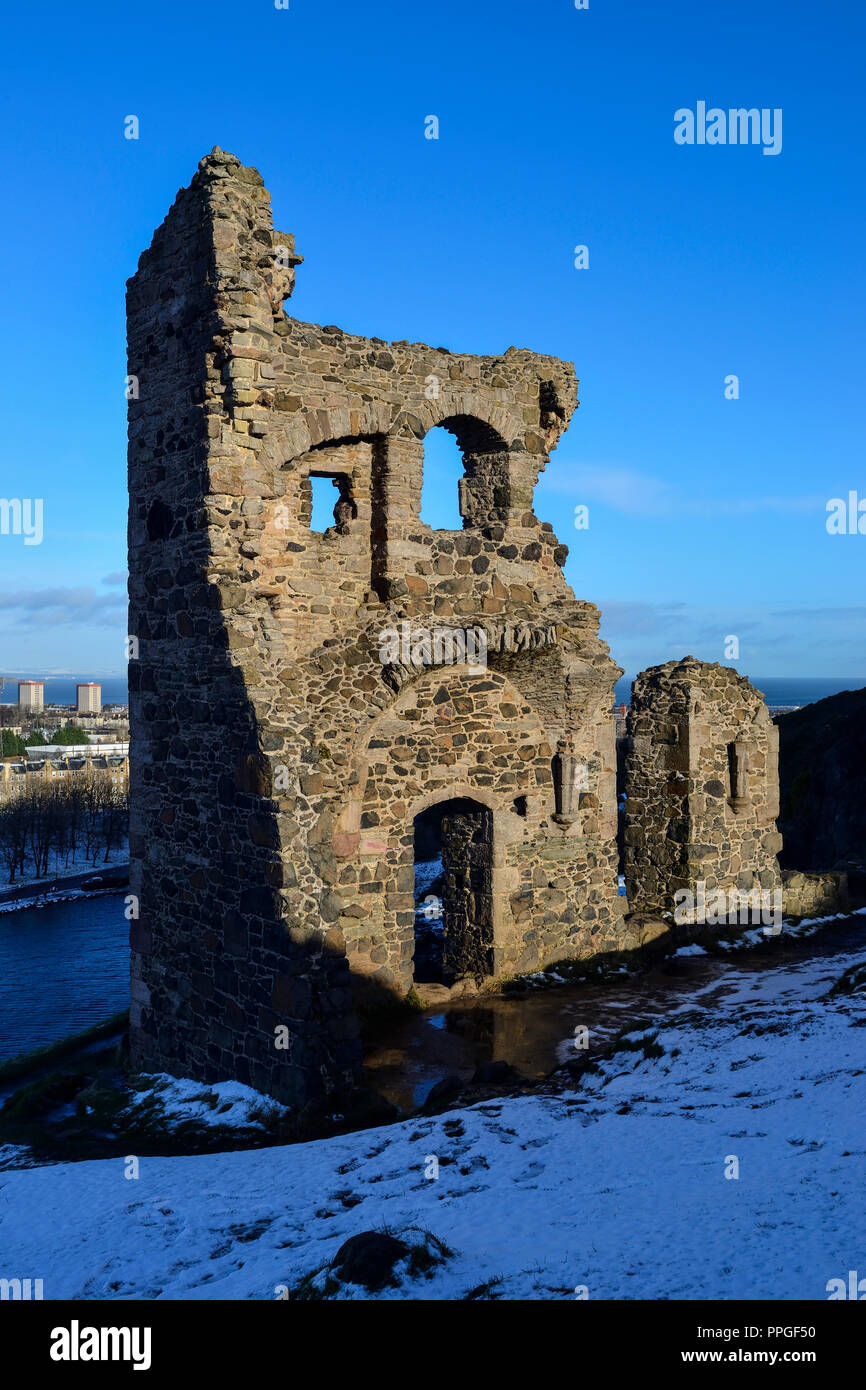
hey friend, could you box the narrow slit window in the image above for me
[727,741,749,802]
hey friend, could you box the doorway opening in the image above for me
[412,798,494,984]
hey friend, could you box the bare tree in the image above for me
[0,770,128,883]
[0,794,29,883]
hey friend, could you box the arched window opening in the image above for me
[419,427,465,530]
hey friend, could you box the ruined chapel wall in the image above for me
[127,156,364,1109]
[128,146,629,1111]
[331,655,624,993]
[623,659,782,919]
[260,439,374,656]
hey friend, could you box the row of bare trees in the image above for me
[0,774,128,884]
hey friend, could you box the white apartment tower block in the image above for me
[18,681,44,712]
[76,682,102,715]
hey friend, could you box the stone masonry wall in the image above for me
[127,148,626,1110]
[623,659,782,922]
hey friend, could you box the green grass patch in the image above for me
[0,1011,129,1088]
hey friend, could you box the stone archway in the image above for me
[338,666,550,995]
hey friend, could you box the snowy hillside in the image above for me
[2,936,864,1300]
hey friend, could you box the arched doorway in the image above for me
[413,797,494,984]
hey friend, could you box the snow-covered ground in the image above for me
[1,933,864,1300]
[0,839,129,895]
[0,852,129,916]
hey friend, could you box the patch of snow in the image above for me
[0,883,129,916]
[0,1144,35,1172]
[129,1075,289,1132]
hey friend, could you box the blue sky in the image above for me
[0,0,863,682]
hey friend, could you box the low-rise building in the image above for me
[24,742,129,759]
[0,751,129,803]
[70,709,131,741]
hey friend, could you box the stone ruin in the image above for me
[126,149,787,1113]
[622,659,782,923]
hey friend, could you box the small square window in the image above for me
[308,472,355,534]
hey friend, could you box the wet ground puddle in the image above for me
[363,917,866,1113]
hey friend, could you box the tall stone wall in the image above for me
[127,148,626,1110]
[126,151,364,1113]
[623,659,782,921]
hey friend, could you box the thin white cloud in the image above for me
[0,587,126,627]
[543,461,823,517]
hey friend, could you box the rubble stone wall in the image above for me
[128,151,798,1113]
[623,659,782,921]
[782,869,848,919]
[127,148,624,1108]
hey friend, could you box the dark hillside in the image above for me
[776,686,866,874]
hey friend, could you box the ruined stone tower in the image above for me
[127,149,626,1108]
[623,659,782,921]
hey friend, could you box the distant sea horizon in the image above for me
[0,675,130,706]
[1,673,863,712]
[614,675,865,709]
